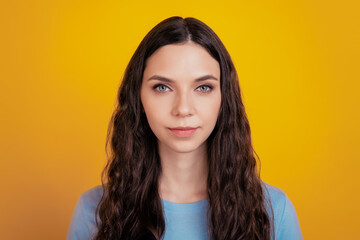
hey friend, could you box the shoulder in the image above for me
[79,185,104,208]
[261,181,303,240]
[67,185,104,240]
[75,185,104,221]
[262,181,287,213]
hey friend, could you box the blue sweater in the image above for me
[67,182,302,240]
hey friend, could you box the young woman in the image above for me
[67,16,302,240]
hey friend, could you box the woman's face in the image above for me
[140,41,221,153]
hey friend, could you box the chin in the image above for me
[167,141,205,153]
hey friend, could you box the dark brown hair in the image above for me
[94,16,274,240]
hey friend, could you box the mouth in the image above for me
[168,127,198,138]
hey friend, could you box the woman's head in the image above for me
[96,16,274,240]
[118,16,243,154]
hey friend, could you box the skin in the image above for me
[140,41,221,204]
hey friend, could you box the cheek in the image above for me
[143,97,167,116]
[141,89,158,119]
[142,98,168,132]
[143,103,159,123]
[142,92,171,118]
[198,95,221,121]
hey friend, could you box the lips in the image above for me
[168,127,198,137]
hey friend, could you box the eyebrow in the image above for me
[147,74,218,83]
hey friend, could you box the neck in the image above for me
[158,142,209,204]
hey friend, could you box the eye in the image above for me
[196,84,213,93]
[153,84,171,92]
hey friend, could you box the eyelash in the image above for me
[152,84,214,93]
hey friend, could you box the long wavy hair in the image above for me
[94,16,274,240]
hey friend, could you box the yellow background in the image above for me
[1,0,359,239]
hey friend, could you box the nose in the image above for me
[171,91,194,117]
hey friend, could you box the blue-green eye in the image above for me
[152,84,213,93]
[153,84,170,92]
[197,85,213,92]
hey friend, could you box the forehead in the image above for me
[143,42,220,80]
